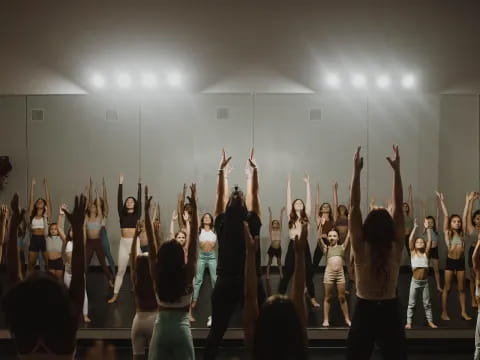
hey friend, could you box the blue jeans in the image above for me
[148,311,194,360]
[193,251,217,301]
[101,227,116,276]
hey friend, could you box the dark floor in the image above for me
[0,266,477,330]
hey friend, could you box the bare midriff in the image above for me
[326,255,343,271]
[412,267,428,280]
[121,228,136,238]
[199,241,216,252]
[448,244,464,260]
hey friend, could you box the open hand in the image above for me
[354,147,364,173]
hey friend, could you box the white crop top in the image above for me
[31,217,45,229]
[157,293,191,308]
[199,229,217,243]
[411,253,428,269]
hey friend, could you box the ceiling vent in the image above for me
[309,108,322,121]
[216,107,229,120]
[105,109,118,122]
[31,109,44,121]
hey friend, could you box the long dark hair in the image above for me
[253,295,307,360]
[319,202,333,220]
[363,209,395,290]
[289,199,308,229]
[30,198,47,221]
[122,196,138,214]
[448,214,464,238]
[134,255,156,305]
[155,240,189,303]
[199,212,215,233]
[338,204,349,217]
[472,210,480,226]
[424,216,438,235]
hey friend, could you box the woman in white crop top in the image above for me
[405,219,437,329]
[27,177,52,275]
[192,213,217,314]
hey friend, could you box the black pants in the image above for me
[312,243,324,270]
[405,235,411,257]
[203,275,265,360]
[346,297,407,360]
[277,240,315,298]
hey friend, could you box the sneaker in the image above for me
[206,315,212,328]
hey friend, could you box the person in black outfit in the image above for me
[203,149,265,360]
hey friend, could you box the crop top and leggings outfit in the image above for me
[193,229,218,302]
[406,252,433,325]
[113,183,142,295]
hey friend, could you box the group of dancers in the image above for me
[0,147,479,359]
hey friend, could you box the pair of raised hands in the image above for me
[354,145,400,172]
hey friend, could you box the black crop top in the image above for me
[118,183,142,229]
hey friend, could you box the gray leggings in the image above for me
[131,311,157,355]
[406,278,432,324]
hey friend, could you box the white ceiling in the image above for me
[1,0,480,94]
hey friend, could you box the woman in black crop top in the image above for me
[108,174,142,304]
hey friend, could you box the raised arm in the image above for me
[57,206,67,243]
[63,195,87,319]
[102,177,109,217]
[287,174,292,219]
[243,221,259,350]
[87,177,93,207]
[95,195,103,220]
[154,203,162,249]
[292,223,308,332]
[349,147,364,252]
[215,149,231,217]
[248,149,261,218]
[136,180,142,218]
[386,145,405,246]
[186,184,198,284]
[7,195,25,284]
[424,219,432,255]
[44,178,52,219]
[177,184,186,230]
[268,207,273,235]
[464,192,476,235]
[129,221,142,291]
[342,231,351,251]
[118,174,124,217]
[28,177,35,215]
[333,182,339,222]
[169,210,177,240]
[144,187,158,288]
[409,219,418,252]
[436,192,449,235]
[315,183,321,227]
[304,173,311,218]
[408,184,414,218]
[280,207,285,233]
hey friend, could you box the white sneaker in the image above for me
[206,315,212,328]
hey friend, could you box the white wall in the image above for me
[1,93,474,266]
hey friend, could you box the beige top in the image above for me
[353,240,403,300]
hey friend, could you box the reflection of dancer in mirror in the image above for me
[320,226,351,327]
[437,191,471,321]
[266,206,285,279]
[108,174,142,304]
[405,218,437,329]
[45,206,67,280]
[420,198,442,292]
[278,173,320,308]
[27,177,52,275]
